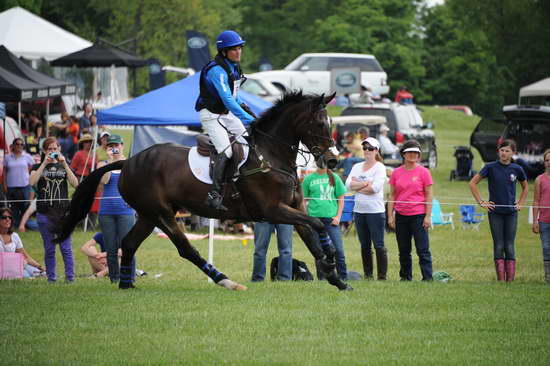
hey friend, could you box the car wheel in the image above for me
[428,148,437,169]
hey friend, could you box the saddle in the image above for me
[196,134,245,181]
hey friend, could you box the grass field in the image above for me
[2,109,550,365]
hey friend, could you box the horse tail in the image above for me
[54,160,126,242]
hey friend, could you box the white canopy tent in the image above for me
[519,77,550,104]
[519,78,550,97]
[0,6,92,60]
[0,7,129,108]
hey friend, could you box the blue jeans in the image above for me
[37,213,74,282]
[395,213,432,281]
[488,212,517,260]
[99,214,136,282]
[355,212,386,250]
[314,217,347,280]
[252,222,293,281]
[7,185,31,227]
[539,222,550,261]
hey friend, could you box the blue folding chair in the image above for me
[459,205,485,231]
[431,198,455,230]
[340,194,355,236]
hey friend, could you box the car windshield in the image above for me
[286,56,383,72]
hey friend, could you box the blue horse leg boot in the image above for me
[119,265,135,289]
[201,262,227,283]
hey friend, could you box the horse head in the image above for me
[296,92,338,169]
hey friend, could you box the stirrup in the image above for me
[205,191,228,211]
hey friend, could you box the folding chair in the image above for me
[431,198,455,230]
[340,194,355,236]
[459,205,485,231]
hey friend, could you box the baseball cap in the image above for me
[107,134,123,145]
[100,131,111,139]
[379,124,390,132]
[361,137,380,150]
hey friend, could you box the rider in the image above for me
[195,30,255,211]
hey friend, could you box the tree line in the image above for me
[2,0,549,116]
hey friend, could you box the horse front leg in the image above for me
[264,205,352,291]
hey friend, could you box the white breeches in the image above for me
[200,109,247,158]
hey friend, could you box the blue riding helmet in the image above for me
[216,30,245,51]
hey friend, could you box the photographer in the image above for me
[97,134,137,285]
[30,137,79,283]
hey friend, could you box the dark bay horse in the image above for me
[56,91,352,291]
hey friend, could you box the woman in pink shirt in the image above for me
[532,149,550,283]
[387,140,433,281]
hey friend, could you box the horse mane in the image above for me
[253,90,317,129]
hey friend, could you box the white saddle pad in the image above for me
[188,143,250,184]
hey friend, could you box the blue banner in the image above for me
[186,30,211,72]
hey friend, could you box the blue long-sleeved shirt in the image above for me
[204,60,254,124]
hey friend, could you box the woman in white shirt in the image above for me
[0,207,44,278]
[345,137,388,280]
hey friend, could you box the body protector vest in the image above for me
[195,54,244,114]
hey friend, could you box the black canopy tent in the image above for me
[50,41,147,68]
[0,64,49,102]
[50,41,147,97]
[0,45,75,97]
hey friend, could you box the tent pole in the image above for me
[2,117,6,205]
[83,124,99,232]
[18,102,21,130]
[46,99,50,137]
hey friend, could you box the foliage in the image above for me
[2,0,550,113]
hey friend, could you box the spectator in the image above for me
[378,124,399,159]
[356,85,373,104]
[65,116,80,160]
[81,232,117,278]
[251,222,293,282]
[469,139,528,282]
[97,131,111,162]
[335,94,351,107]
[29,137,79,282]
[0,207,44,278]
[395,86,414,104]
[532,149,550,283]
[98,134,137,285]
[345,137,388,280]
[17,193,38,232]
[70,134,97,181]
[3,138,34,227]
[302,156,348,280]
[344,131,363,158]
[79,103,93,136]
[387,139,434,281]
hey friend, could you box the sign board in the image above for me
[330,68,361,95]
[0,102,5,119]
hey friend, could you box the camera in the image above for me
[48,152,59,159]
[111,148,120,154]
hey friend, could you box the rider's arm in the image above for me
[208,66,254,124]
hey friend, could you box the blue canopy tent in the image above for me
[96,72,271,126]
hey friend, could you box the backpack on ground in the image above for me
[270,256,314,281]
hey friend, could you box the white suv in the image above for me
[249,53,389,96]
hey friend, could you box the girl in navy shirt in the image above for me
[469,140,528,282]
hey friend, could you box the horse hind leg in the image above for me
[295,224,352,291]
[156,211,247,291]
[119,216,155,289]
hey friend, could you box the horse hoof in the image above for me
[339,284,354,291]
[218,279,248,291]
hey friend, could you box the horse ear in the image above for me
[324,92,336,105]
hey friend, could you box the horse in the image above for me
[55,91,352,291]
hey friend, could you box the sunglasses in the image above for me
[362,146,377,151]
[0,215,13,220]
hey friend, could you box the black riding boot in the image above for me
[205,153,229,211]
[375,247,388,280]
[361,248,373,280]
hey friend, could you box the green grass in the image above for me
[2,113,550,365]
